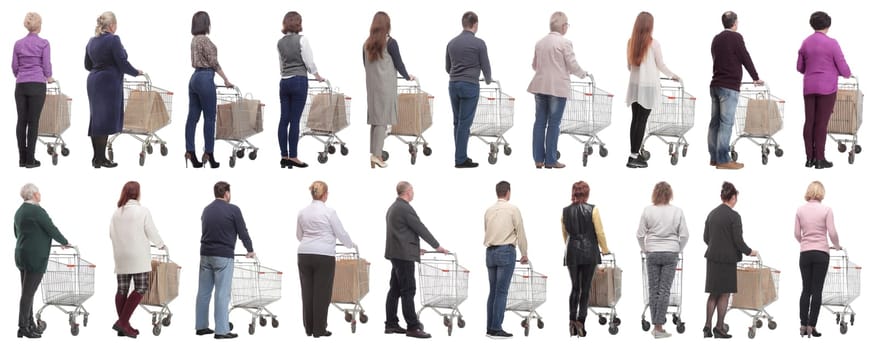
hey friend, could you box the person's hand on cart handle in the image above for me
[519,256,529,264]
[753,80,765,86]
[46,77,56,84]
[61,244,73,249]
[436,246,449,254]
[158,244,167,250]
[246,251,256,259]
[407,74,416,82]
[671,75,682,83]
[748,249,758,257]
[314,73,325,82]
[831,245,843,250]
[223,79,234,88]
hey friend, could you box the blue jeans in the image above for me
[448,81,480,165]
[486,245,516,332]
[186,69,218,153]
[196,256,233,335]
[532,94,567,164]
[708,87,739,164]
[278,76,309,158]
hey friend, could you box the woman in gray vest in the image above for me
[363,11,415,169]
[278,11,323,169]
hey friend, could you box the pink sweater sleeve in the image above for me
[794,212,802,243]
[825,207,840,248]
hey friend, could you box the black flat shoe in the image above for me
[94,159,117,168]
[17,328,41,338]
[713,326,732,339]
[24,160,41,168]
[313,330,332,338]
[805,159,815,168]
[385,325,406,334]
[280,158,292,168]
[214,332,238,339]
[195,328,215,336]
[703,326,713,338]
[290,159,309,168]
[455,159,479,168]
[814,159,833,169]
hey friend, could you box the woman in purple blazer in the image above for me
[12,13,54,169]
[796,11,852,169]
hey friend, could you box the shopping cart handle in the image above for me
[51,244,78,254]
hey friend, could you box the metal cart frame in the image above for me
[331,245,370,333]
[640,252,685,333]
[828,76,864,164]
[229,255,281,335]
[37,81,71,165]
[417,252,468,336]
[387,77,434,165]
[139,245,179,336]
[506,260,546,336]
[216,86,262,168]
[730,82,786,165]
[110,74,172,166]
[640,78,695,166]
[822,249,861,335]
[588,253,621,335]
[560,74,612,167]
[471,80,514,165]
[35,245,94,336]
[728,255,780,339]
[300,79,351,164]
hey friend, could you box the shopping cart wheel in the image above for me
[556,150,561,160]
[670,153,679,165]
[774,147,783,157]
[351,320,357,333]
[849,152,855,164]
[748,327,756,339]
[260,316,267,327]
[318,152,328,164]
[52,154,58,165]
[761,154,768,165]
[609,325,619,335]
[676,323,685,333]
[229,156,236,168]
[443,316,450,327]
[582,153,589,167]
[682,145,688,157]
[586,146,594,156]
[672,315,679,325]
[641,320,651,331]
[71,324,79,336]
[272,317,279,328]
[345,312,353,323]
[47,145,55,155]
[147,144,154,154]
[248,323,255,335]
[160,144,168,156]
[359,313,368,323]
[340,144,349,156]
[488,154,497,165]
[840,322,848,334]
[838,142,847,153]
[249,151,257,160]
[382,150,390,161]
[108,149,114,161]
[37,319,46,332]
[599,146,608,157]
[640,150,650,161]
[423,146,432,156]
[139,153,146,166]
[613,317,621,326]
[537,319,544,329]
[599,316,607,325]
[504,145,512,156]
[152,315,158,325]
[767,320,777,330]
[236,149,245,158]
[229,322,234,331]
[162,315,171,327]
[854,145,862,154]
[730,150,738,161]
[755,319,763,328]
[521,320,528,328]
[153,325,161,336]
[61,147,70,157]
[457,318,466,328]
[328,145,337,154]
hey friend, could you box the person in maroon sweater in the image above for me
[709,11,763,170]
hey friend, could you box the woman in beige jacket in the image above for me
[109,181,166,338]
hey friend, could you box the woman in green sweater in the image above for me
[13,183,70,339]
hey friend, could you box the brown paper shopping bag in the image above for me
[142,260,180,306]
[828,89,862,134]
[393,93,432,135]
[744,99,782,136]
[38,93,71,135]
[731,267,776,309]
[331,258,370,303]
[124,90,170,133]
[588,266,622,307]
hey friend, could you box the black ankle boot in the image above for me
[203,152,220,168]
[17,327,41,338]
[185,151,203,168]
[814,159,833,169]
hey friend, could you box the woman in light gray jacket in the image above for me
[637,181,689,339]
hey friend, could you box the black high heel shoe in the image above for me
[203,152,220,169]
[185,151,203,168]
[809,326,821,337]
[800,326,809,338]
[703,326,713,338]
[713,326,732,339]
[17,328,41,338]
[280,158,292,168]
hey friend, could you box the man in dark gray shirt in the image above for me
[446,11,492,168]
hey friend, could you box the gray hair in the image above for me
[20,183,39,201]
[396,181,411,196]
[549,11,568,32]
[95,11,116,36]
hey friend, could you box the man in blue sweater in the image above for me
[195,181,255,339]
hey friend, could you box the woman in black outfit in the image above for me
[702,182,758,339]
[562,181,610,337]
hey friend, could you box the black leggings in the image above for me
[799,250,830,327]
[15,83,46,164]
[19,270,43,330]
[629,102,652,154]
[568,263,596,322]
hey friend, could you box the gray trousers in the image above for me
[370,125,387,157]
[646,252,678,325]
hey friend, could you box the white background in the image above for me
[1,0,871,349]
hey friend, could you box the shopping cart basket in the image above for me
[331,245,370,333]
[35,245,95,336]
[417,252,469,336]
[730,83,786,165]
[588,253,622,335]
[388,77,434,165]
[216,86,263,168]
[506,260,546,336]
[110,74,172,166]
[139,245,180,336]
[230,255,281,335]
[640,78,695,166]
[300,79,351,164]
[471,79,514,165]
[828,76,864,164]
[728,254,780,339]
[640,252,685,333]
[38,81,71,165]
[559,74,612,167]
[822,249,861,335]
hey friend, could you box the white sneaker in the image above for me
[652,329,672,339]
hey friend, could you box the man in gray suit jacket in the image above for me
[384,181,449,339]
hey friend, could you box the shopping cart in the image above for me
[331,245,370,333]
[640,252,685,333]
[728,254,780,339]
[559,74,612,167]
[35,245,95,336]
[471,79,514,165]
[229,254,281,335]
[37,81,71,165]
[388,77,434,165]
[139,245,180,336]
[828,76,864,164]
[216,86,263,168]
[506,260,546,336]
[300,79,351,164]
[822,249,861,335]
[417,252,469,336]
[110,74,173,166]
[730,83,786,165]
[588,253,621,335]
[640,78,695,166]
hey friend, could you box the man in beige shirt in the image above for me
[483,181,528,339]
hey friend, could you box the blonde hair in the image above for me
[805,181,825,201]
[651,181,673,205]
[549,11,567,32]
[309,181,328,200]
[24,12,42,33]
[95,11,116,36]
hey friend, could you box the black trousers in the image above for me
[19,270,44,330]
[386,259,421,330]
[799,250,830,327]
[298,254,335,336]
[15,83,46,164]
[629,102,652,154]
[568,263,596,322]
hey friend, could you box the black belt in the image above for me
[487,244,514,249]
[194,67,214,72]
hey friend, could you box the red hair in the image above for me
[117,181,140,208]
[571,181,590,204]
[627,12,654,67]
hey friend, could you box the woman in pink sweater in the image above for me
[794,181,841,338]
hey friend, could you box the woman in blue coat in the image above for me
[85,11,142,168]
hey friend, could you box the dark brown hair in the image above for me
[117,181,140,208]
[652,181,673,205]
[571,181,590,204]
[365,11,390,62]
[495,181,510,198]
[282,11,302,34]
[191,11,210,36]
[627,11,654,67]
[214,181,231,198]
[462,11,478,29]
[720,181,738,202]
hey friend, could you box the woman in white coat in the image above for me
[109,181,166,338]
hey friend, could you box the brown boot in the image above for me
[115,292,143,338]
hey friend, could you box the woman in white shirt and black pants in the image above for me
[109,181,166,338]
[297,181,355,338]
